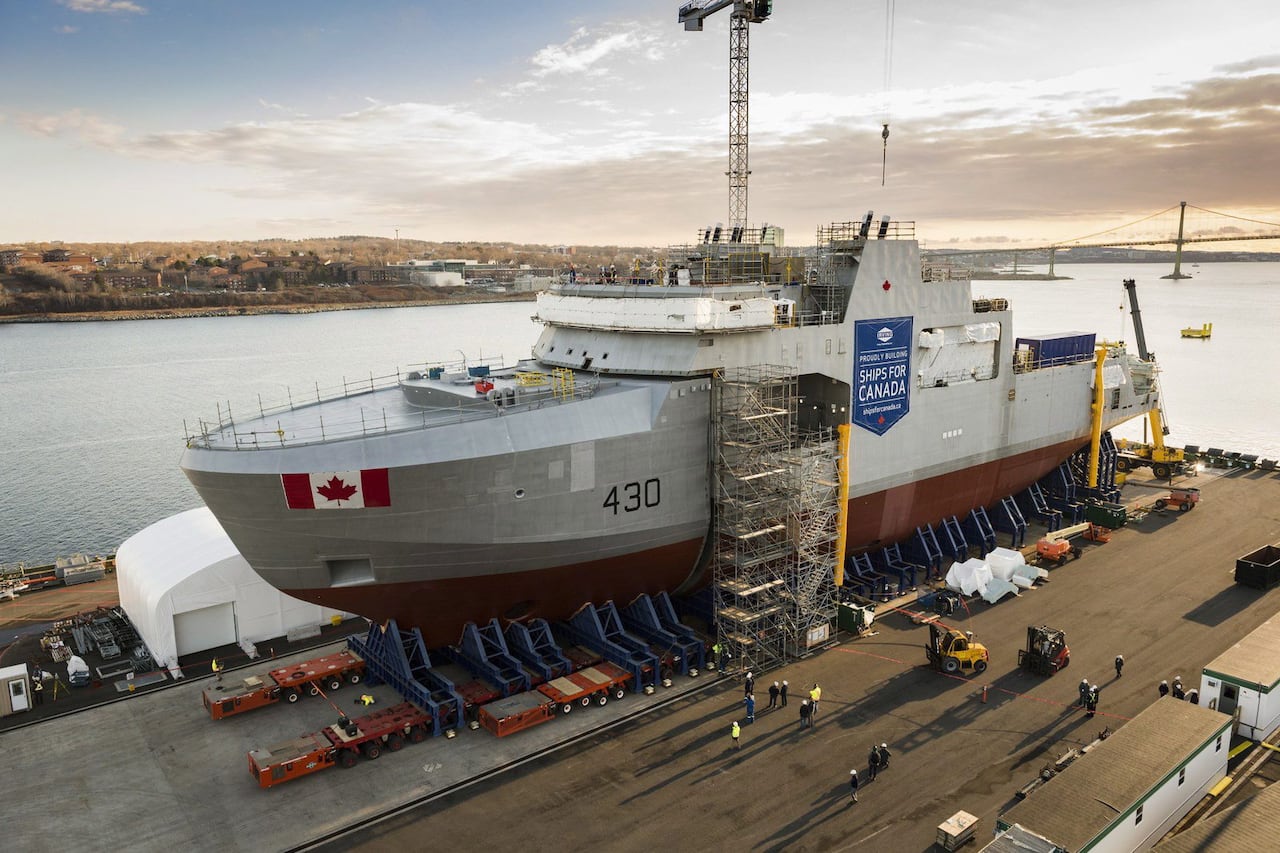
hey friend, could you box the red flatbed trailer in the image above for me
[537,661,632,714]
[248,701,431,788]
[202,650,365,720]
[477,661,632,738]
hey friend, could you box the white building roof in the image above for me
[1202,610,1280,693]
[116,507,347,669]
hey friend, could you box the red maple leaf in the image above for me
[316,476,358,503]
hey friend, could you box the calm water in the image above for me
[3,262,1277,565]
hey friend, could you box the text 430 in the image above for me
[603,479,660,514]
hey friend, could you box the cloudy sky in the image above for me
[3,0,1279,247]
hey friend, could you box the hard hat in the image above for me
[747,671,753,678]
[1161,680,1168,685]
[851,769,857,775]
[881,742,887,748]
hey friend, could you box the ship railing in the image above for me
[184,357,605,450]
[1011,352,1098,374]
[817,220,916,246]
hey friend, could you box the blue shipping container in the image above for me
[1014,332,1097,369]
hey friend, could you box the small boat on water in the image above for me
[1181,323,1212,339]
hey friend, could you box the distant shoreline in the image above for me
[0,292,537,324]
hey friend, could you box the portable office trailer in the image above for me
[1,664,32,716]
[1198,611,1280,740]
[995,701,1231,852]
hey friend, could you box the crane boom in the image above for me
[1121,278,1185,478]
[679,1,772,229]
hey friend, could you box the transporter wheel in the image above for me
[1057,555,1068,567]
[285,689,301,704]
[308,683,321,696]
[579,695,592,708]
[1154,498,1168,510]
[613,686,626,700]
[327,676,343,691]
[1153,464,1171,480]
[408,725,428,744]
[561,702,573,715]
[1180,502,1192,512]
[348,671,362,685]
[1115,458,1131,472]
[362,741,381,760]
[338,749,359,769]
[385,733,404,752]
[974,659,988,674]
[943,657,960,674]
[596,692,608,707]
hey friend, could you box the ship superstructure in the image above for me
[182,215,1156,646]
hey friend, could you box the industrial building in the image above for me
[994,699,1232,852]
[1198,610,1280,740]
[115,507,349,673]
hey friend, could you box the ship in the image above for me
[181,215,1159,646]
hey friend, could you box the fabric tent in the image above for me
[116,507,349,671]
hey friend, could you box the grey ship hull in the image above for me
[182,230,1157,646]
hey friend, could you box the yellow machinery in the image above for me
[925,622,989,675]
[1118,279,1186,480]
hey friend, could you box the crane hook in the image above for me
[881,123,890,186]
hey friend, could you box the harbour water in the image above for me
[2,261,1278,566]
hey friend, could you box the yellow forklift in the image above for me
[925,622,989,675]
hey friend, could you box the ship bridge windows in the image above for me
[915,323,1001,389]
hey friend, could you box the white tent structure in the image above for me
[117,507,350,674]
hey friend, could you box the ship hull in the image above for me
[270,435,1085,646]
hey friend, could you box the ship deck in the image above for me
[4,469,1280,852]
[186,363,626,451]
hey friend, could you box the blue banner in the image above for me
[853,317,913,435]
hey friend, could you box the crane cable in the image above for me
[881,0,895,185]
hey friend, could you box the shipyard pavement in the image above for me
[0,469,1277,853]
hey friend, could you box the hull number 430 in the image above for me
[603,479,660,514]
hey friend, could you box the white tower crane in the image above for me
[678,1,773,232]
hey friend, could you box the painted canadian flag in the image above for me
[280,468,391,510]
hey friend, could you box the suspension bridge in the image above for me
[926,202,1280,279]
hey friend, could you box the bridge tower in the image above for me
[1161,201,1192,280]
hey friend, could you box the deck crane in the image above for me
[1118,278,1187,480]
[678,1,773,231]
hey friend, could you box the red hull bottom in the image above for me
[294,539,707,648]
[291,437,1088,647]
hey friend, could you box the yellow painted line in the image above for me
[1208,776,1233,797]
[1229,740,1254,759]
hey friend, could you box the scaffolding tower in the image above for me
[712,366,841,676]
